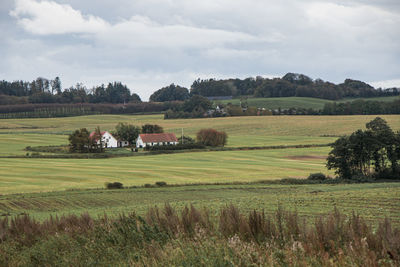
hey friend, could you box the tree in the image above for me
[196,129,227,147]
[182,95,212,113]
[149,84,190,102]
[114,123,140,145]
[68,127,105,153]
[68,128,92,153]
[51,77,62,95]
[326,136,353,179]
[366,117,396,173]
[141,124,164,134]
[93,126,104,152]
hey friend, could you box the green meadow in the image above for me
[0,114,399,194]
[0,147,331,194]
[0,183,398,225]
[1,114,399,153]
[0,113,399,225]
[215,96,400,110]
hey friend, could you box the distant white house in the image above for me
[136,133,179,148]
[89,131,129,148]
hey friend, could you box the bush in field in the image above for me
[155,181,167,187]
[105,182,123,189]
[196,128,227,147]
[147,143,205,151]
[307,173,327,181]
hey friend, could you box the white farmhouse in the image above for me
[136,133,179,148]
[89,131,121,148]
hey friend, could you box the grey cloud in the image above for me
[1,0,399,100]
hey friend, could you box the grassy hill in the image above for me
[215,96,400,110]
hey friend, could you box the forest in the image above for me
[187,73,399,100]
[0,77,141,105]
[1,73,399,106]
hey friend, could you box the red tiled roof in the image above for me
[139,133,178,143]
[89,131,106,139]
[89,131,109,141]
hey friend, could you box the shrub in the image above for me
[196,128,228,147]
[307,173,327,181]
[350,174,375,183]
[147,143,205,151]
[105,182,123,189]
[144,183,153,188]
[155,181,167,187]
[178,135,195,144]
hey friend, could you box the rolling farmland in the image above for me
[0,147,331,194]
[0,114,399,225]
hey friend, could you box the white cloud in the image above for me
[10,0,109,34]
[3,0,400,100]
[370,79,400,89]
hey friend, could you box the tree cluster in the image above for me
[68,128,104,153]
[0,102,172,119]
[164,95,213,119]
[113,123,141,144]
[189,73,399,100]
[0,78,141,105]
[149,84,190,102]
[327,117,400,180]
[322,99,400,115]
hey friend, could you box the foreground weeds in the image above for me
[0,204,399,266]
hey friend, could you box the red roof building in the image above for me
[136,133,178,148]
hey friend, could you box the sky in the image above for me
[1,0,399,100]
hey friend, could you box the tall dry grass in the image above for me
[0,204,398,266]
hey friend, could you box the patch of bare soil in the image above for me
[286,155,327,160]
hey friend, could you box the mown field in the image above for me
[215,96,400,110]
[0,114,399,230]
[1,183,399,225]
[1,114,400,152]
[0,147,331,194]
[0,114,400,194]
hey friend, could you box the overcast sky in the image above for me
[1,0,399,100]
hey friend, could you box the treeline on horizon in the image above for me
[149,73,399,102]
[0,77,141,105]
[0,102,176,119]
[2,73,399,106]
[1,73,399,118]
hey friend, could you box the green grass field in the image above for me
[0,113,399,227]
[0,114,399,195]
[0,183,398,225]
[0,147,331,194]
[215,96,400,110]
[1,114,399,153]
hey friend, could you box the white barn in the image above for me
[136,133,179,148]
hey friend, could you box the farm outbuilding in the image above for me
[136,133,179,148]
